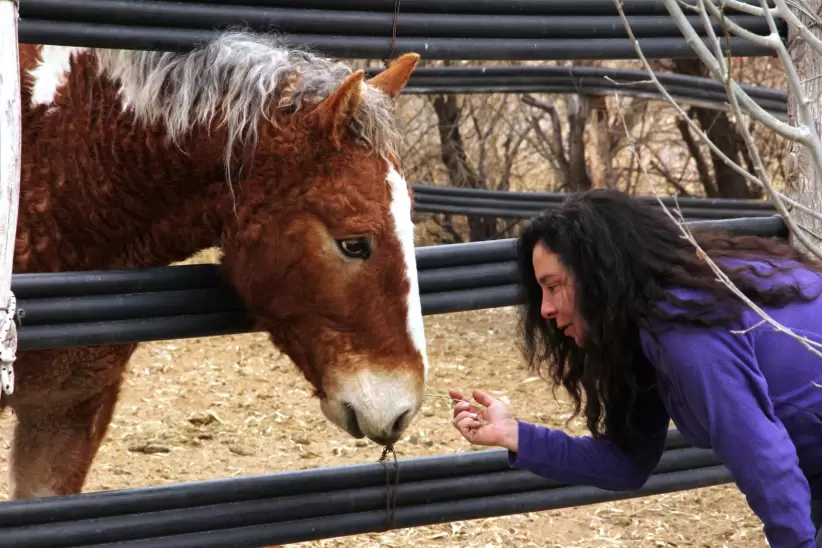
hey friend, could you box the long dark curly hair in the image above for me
[515,188,822,454]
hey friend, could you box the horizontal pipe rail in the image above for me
[399,75,784,102]
[13,258,522,304]
[18,20,777,59]
[413,194,775,217]
[15,265,518,326]
[403,79,787,111]
[84,465,734,547]
[369,65,788,103]
[0,447,721,547]
[400,85,787,120]
[15,286,526,350]
[12,216,788,350]
[399,85,785,119]
[411,184,778,209]
[19,1,775,40]
[95,0,774,15]
[0,429,689,526]
[12,215,786,299]
[413,204,776,221]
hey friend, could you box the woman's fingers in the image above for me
[454,415,483,436]
[449,388,498,446]
[453,409,480,424]
[472,389,500,408]
[452,401,477,416]
[455,414,481,428]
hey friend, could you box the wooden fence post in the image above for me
[0,0,21,395]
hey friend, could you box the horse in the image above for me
[7,32,428,499]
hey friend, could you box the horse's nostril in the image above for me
[343,401,364,438]
[390,408,411,439]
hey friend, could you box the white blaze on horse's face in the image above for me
[318,163,429,446]
[387,164,429,382]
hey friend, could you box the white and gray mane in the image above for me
[94,31,401,167]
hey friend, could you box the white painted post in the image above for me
[0,0,21,395]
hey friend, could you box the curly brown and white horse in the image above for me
[9,33,427,499]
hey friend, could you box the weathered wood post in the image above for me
[0,0,21,395]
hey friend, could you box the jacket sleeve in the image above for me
[642,325,817,548]
[507,386,670,491]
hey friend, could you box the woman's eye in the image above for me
[336,237,372,260]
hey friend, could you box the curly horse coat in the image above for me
[9,33,427,499]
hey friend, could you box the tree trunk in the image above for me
[568,95,594,191]
[786,0,822,253]
[431,95,498,241]
[673,59,760,199]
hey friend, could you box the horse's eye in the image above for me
[336,237,371,260]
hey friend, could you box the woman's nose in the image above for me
[541,297,557,319]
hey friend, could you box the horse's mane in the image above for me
[93,31,402,167]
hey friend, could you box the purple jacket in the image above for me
[508,258,822,548]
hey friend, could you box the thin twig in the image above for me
[609,5,822,362]
[613,0,822,260]
[609,0,822,226]
[614,89,822,359]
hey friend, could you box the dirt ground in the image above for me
[0,303,767,547]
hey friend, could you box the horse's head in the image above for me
[219,49,427,445]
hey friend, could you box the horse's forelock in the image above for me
[92,31,402,170]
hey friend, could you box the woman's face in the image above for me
[532,241,586,346]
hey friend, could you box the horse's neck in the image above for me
[16,64,233,274]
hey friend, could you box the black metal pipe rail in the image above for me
[411,184,778,209]
[413,203,776,221]
[404,82,788,122]
[11,217,787,304]
[411,188,777,220]
[13,216,782,300]
[403,78,787,112]
[371,65,787,103]
[0,429,689,528]
[90,466,731,548]
[20,0,773,40]
[412,195,775,221]
[94,0,773,16]
[412,193,772,212]
[12,216,787,351]
[18,19,776,59]
[400,84,787,120]
[398,82,787,119]
[0,447,722,547]
[15,286,524,350]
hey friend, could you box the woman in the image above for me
[450,189,822,548]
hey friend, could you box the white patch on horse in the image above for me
[386,164,429,381]
[29,46,87,107]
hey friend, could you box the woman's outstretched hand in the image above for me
[449,388,520,452]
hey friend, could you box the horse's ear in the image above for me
[367,53,420,98]
[316,69,365,144]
